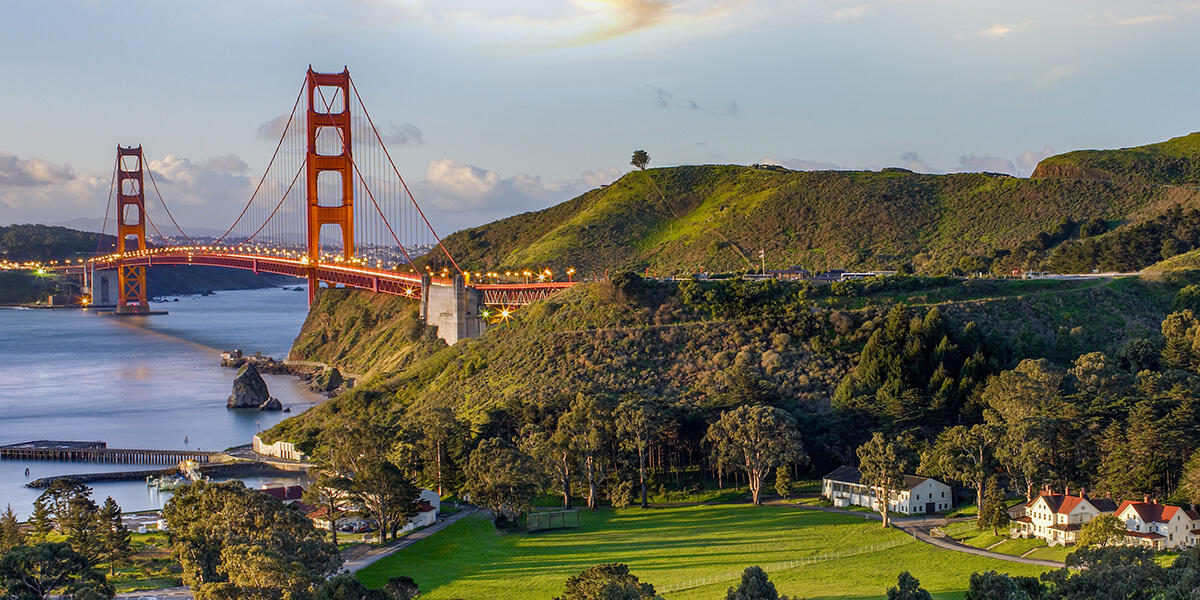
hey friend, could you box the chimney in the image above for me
[1065,486,1070,496]
[1080,487,1086,498]
[1144,495,1150,503]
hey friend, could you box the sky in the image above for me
[1,0,1199,235]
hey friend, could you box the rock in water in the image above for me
[258,397,282,411]
[227,363,271,409]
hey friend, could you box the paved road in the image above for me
[899,524,1065,567]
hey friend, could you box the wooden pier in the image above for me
[0,440,216,465]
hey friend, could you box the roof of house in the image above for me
[821,466,939,491]
[1117,501,1197,524]
[262,485,305,501]
[1125,531,1166,540]
[1026,493,1117,515]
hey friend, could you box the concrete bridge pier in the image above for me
[420,274,487,345]
[88,264,119,308]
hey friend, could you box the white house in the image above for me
[1115,499,1200,551]
[1011,489,1117,546]
[821,466,953,515]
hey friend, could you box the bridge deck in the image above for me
[74,249,576,305]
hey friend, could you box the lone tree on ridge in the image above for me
[631,149,650,170]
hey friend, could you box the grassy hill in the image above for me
[429,163,1200,277]
[265,274,1179,461]
[1032,132,1200,185]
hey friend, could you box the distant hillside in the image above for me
[0,224,116,262]
[1032,132,1200,185]
[427,163,1200,276]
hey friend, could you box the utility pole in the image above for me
[759,248,765,276]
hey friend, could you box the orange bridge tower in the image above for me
[116,145,149,314]
[305,67,355,304]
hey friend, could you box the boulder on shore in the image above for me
[227,363,280,410]
[258,397,283,411]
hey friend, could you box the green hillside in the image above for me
[265,274,1178,467]
[428,164,1200,277]
[1032,131,1200,185]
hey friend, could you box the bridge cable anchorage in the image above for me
[95,156,117,256]
[142,154,197,246]
[312,85,419,270]
[349,77,463,276]
[213,79,307,247]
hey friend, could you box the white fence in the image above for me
[656,537,915,594]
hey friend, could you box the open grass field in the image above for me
[356,504,1051,600]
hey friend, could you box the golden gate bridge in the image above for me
[61,67,573,341]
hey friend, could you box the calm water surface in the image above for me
[0,287,323,519]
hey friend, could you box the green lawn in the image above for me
[941,521,1004,549]
[1024,545,1074,563]
[356,504,1050,600]
[990,537,1049,557]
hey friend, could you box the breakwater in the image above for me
[27,467,178,488]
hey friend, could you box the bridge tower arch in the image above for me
[305,67,355,304]
[115,145,149,314]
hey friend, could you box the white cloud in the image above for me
[899,151,937,173]
[832,5,867,20]
[1116,14,1172,25]
[957,155,1018,175]
[1017,147,1056,174]
[981,24,1013,37]
[146,154,253,207]
[0,153,106,220]
[417,159,620,214]
[0,153,74,187]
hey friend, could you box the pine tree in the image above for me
[0,504,26,554]
[97,496,132,575]
[774,466,792,500]
[61,495,100,562]
[27,497,53,543]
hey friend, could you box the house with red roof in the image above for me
[261,484,305,504]
[1012,488,1118,546]
[1115,499,1200,551]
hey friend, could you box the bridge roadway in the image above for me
[72,248,575,306]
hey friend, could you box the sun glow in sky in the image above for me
[2,0,1198,233]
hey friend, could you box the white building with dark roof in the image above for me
[821,466,953,515]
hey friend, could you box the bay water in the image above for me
[0,287,324,519]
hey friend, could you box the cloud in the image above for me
[652,86,739,116]
[146,154,253,207]
[0,153,74,187]
[0,152,106,220]
[957,155,1018,175]
[899,151,937,173]
[380,122,426,146]
[832,5,867,20]
[758,157,843,171]
[256,114,425,146]
[1116,14,1172,25]
[417,159,620,213]
[1017,147,1056,174]
[1031,64,1073,90]
[981,24,1012,37]
[256,115,292,141]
